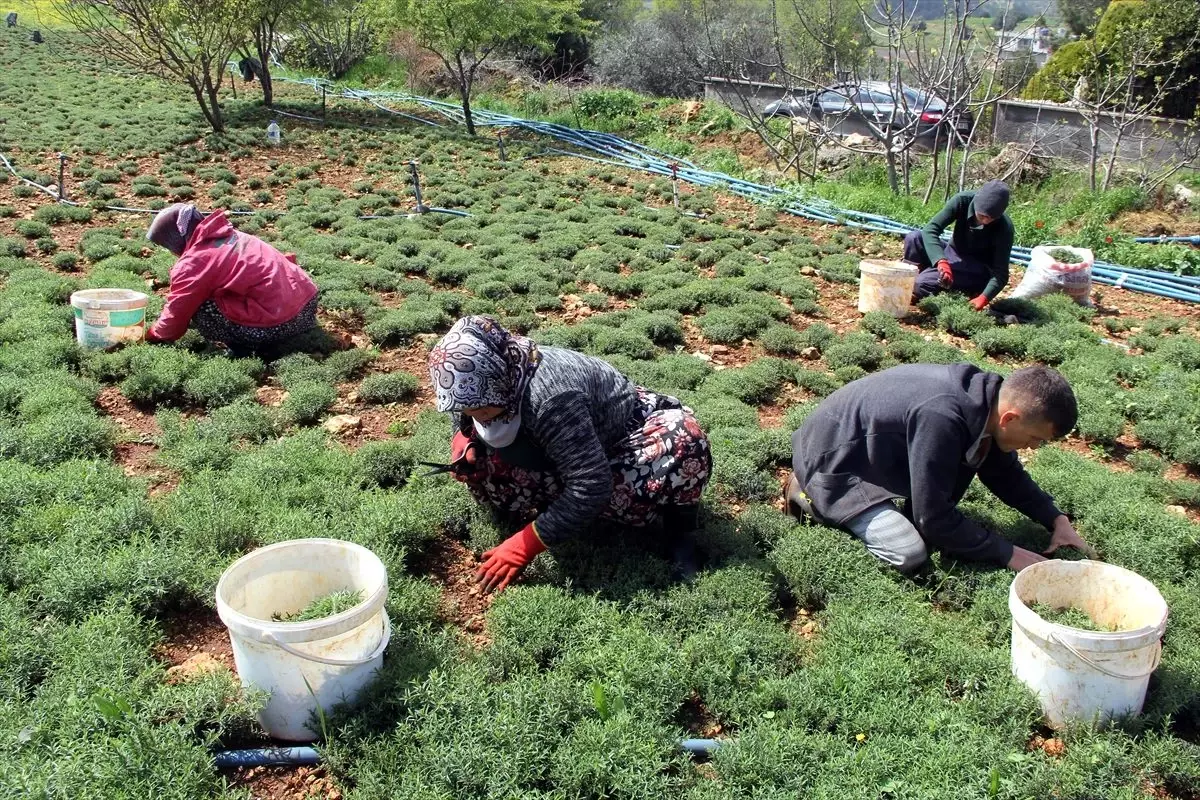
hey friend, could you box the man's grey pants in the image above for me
[786,475,928,572]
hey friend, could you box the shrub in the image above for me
[14,220,52,239]
[209,400,279,442]
[760,324,806,355]
[794,368,842,397]
[2,410,116,466]
[696,304,774,344]
[364,301,449,346]
[119,346,199,405]
[972,327,1028,358]
[798,322,835,350]
[922,295,995,338]
[182,358,261,408]
[280,381,336,426]
[859,310,903,340]
[33,204,92,225]
[592,328,657,360]
[359,372,420,405]
[1025,335,1067,365]
[324,348,378,382]
[699,359,794,405]
[823,332,887,372]
[1,236,27,257]
[818,254,860,283]
[356,440,415,488]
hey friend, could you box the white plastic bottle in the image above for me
[267,120,281,146]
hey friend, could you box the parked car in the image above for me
[763,81,973,146]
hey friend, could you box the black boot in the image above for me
[662,504,701,581]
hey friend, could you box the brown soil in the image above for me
[155,606,236,675]
[1113,208,1200,237]
[1027,729,1066,758]
[96,387,179,491]
[412,536,493,648]
[787,605,821,641]
[223,764,343,800]
[676,692,725,739]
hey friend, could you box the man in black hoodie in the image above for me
[786,363,1096,572]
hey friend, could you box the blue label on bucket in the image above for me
[108,309,146,326]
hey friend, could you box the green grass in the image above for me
[1,29,1199,800]
[272,589,364,621]
[1030,602,1118,632]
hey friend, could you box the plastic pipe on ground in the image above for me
[679,738,725,757]
[215,740,726,769]
[213,747,321,768]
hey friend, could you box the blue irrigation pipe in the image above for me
[1134,235,1200,246]
[680,738,724,757]
[213,740,725,769]
[213,747,321,768]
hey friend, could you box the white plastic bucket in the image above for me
[215,538,391,741]
[1009,560,1167,728]
[858,260,917,317]
[70,289,148,349]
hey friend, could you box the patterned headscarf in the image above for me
[428,316,542,420]
[147,203,204,256]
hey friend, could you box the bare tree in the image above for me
[54,0,244,131]
[282,0,378,79]
[904,0,1034,199]
[1063,29,1200,191]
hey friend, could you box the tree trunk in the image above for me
[884,146,900,194]
[187,76,222,132]
[1100,121,1125,192]
[255,25,274,106]
[203,73,225,133]
[923,129,941,205]
[1088,123,1100,192]
[459,78,476,136]
[455,53,476,136]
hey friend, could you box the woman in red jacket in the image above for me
[144,204,319,353]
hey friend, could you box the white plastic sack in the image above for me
[1010,245,1094,306]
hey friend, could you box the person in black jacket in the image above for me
[903,180,1015,310]
[786,363,1096,573]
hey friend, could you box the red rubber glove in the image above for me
[449,431,484,482]
[476,523,546,593]
[969,294,989,311]
[936,259,953,287]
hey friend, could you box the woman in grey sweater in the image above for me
[428,316,712,592]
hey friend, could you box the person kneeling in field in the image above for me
[429,315,713,593]
[144,203,319,355]
[785,363,1096,573]
[903,179,1014,311]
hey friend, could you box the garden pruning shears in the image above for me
[415,450,474,478]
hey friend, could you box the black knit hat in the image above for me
[974,180,1010,219]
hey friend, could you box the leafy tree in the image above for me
[1057,0,1107,36]
[54,0,244,131]
[386,0,586,135]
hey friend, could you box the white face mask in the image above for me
[473,411,521,448]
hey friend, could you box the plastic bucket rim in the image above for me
[1009,560,1167,651]
[859,259,917,276]
[215,537,389,644]
[70,288,150,309]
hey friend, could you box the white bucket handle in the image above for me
[263,613,391,667]
[1048,631,1162,680]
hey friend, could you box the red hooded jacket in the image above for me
[148,211,318,342]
